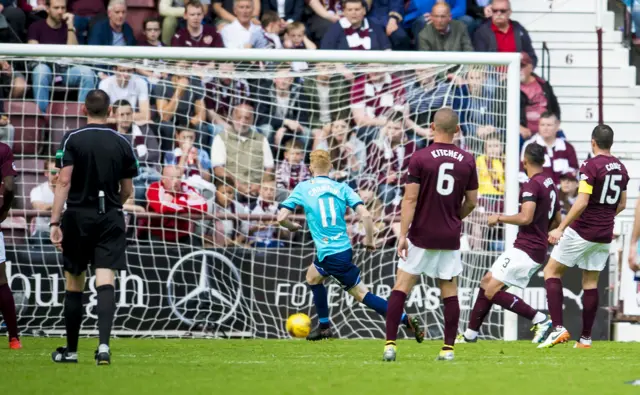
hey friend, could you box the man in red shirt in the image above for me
[171,0,223,48]
[472,0,537,68]
[146,165,208,244]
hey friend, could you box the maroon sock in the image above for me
[468,288,493,331]
[581,288,598,339]
[0,284,18,339]
[443,296,460,348]
[492,291,536,321]
[385,290,407,342]
[545,278,564,327]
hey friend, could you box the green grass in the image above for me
[3,338,640,395]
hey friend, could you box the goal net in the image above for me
[0,46,520,340]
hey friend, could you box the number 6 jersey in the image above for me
[571,155,629,244]
[406,142,478,250]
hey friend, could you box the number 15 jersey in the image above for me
[406,142,478,250]
[571,155,629,244]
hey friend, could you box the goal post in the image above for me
[0,44,521,340]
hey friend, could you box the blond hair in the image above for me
[310,150,332,174]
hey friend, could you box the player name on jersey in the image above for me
[430,149,465,162]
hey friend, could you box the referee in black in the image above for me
[49,89,138,366]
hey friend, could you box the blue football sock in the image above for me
[309,284,330,328]
[401,313,408,326]
[363,292,389,317]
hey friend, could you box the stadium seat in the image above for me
[8,101,46,155]
[126,0,158,41]
[48,102,87,146]
[1,216,28,245]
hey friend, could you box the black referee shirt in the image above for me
[56,123,139,210]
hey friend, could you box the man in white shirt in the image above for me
[220,0,264,48]
[30,158,57,238]
[99,65,150,124]
[211,103,275,199]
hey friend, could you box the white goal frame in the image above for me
[0,44,522,340]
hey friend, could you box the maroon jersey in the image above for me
[571,155,629,243]
[0,143,17,179]
[171,26,224,48]
[513,173,559,263]
[406,143,478,250]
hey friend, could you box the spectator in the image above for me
[138,16,163,47]
[214,0,260,24]
[68,0,106,44]
[29,158,57,237]
[366,112,416,204]
[0,99,14,147]
[0,0,26,43]
[260,10,284,48]
[248,177,285,247]
[520,112,578,186]
[473,0,536,67]
[27,0,96,114]
[99,65,150,124]
[159,0,211,45]
[255,66,307,147]
[261,0,303,25]
[465,0,492,35]
[209,176,249,247]
[205,62,250,128]
[417,2,473,52]
[220,0,263,49]
[112,99,161,205]
[367,0,410,50]
[305,0,341,46]
[458,67,500,149]
[314,119,366,183]
[519,51,560,140]
[171,1,223,48]
[299,62,351,133]
[558,171,578,218]
[320,0,390,51]
[153,66,208,153]
[406,68,456,143]
[88,0,136,46]
[0,60,27,99]
[283,21,316,49]
[476,133,504,196]
[275,139,310,199]
[211,103,275,197]
[165,128,213,182]
[405,0,467,38]
[146,165,208,244]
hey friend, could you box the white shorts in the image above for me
[490,248,541,289]
[398,239,462,280]
[550,227,610,272]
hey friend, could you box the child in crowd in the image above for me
[284,22,316,71]
[558,172,578,218]
[249,177,286,247]
[276,139,310,200]
[164,128,214,194]
[260,11,284,49]
[209,176,249,247]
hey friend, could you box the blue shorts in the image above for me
[313,249,361,291]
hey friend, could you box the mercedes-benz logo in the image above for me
[166,250,243,327]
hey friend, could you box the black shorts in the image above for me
[61,208,127,275]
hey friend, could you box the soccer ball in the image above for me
[286,313,311,338]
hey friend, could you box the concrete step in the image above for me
[553,85,640,99]
[511,11,615,32]
[561,103,640,122]
[532,47,628,68]
[529,30,623,44]
[563,121,640,143]
[546,66,636,87]
[511,0,598,13]
[558,97,640,105]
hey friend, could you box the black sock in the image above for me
[96,285,115,347]
[64,291,83,353]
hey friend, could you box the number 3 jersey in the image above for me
[513,173,560,264]
[571,155,629,244]
[406,142,478,251]
[279,176,364,261]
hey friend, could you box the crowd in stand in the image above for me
[0,0,580,251]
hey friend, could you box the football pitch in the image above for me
[3,338,640,395]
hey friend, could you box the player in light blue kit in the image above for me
[277,150,424,342]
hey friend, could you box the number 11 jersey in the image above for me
[279,176,364,261]
[406,142,478,251]
[571,155,629,244]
